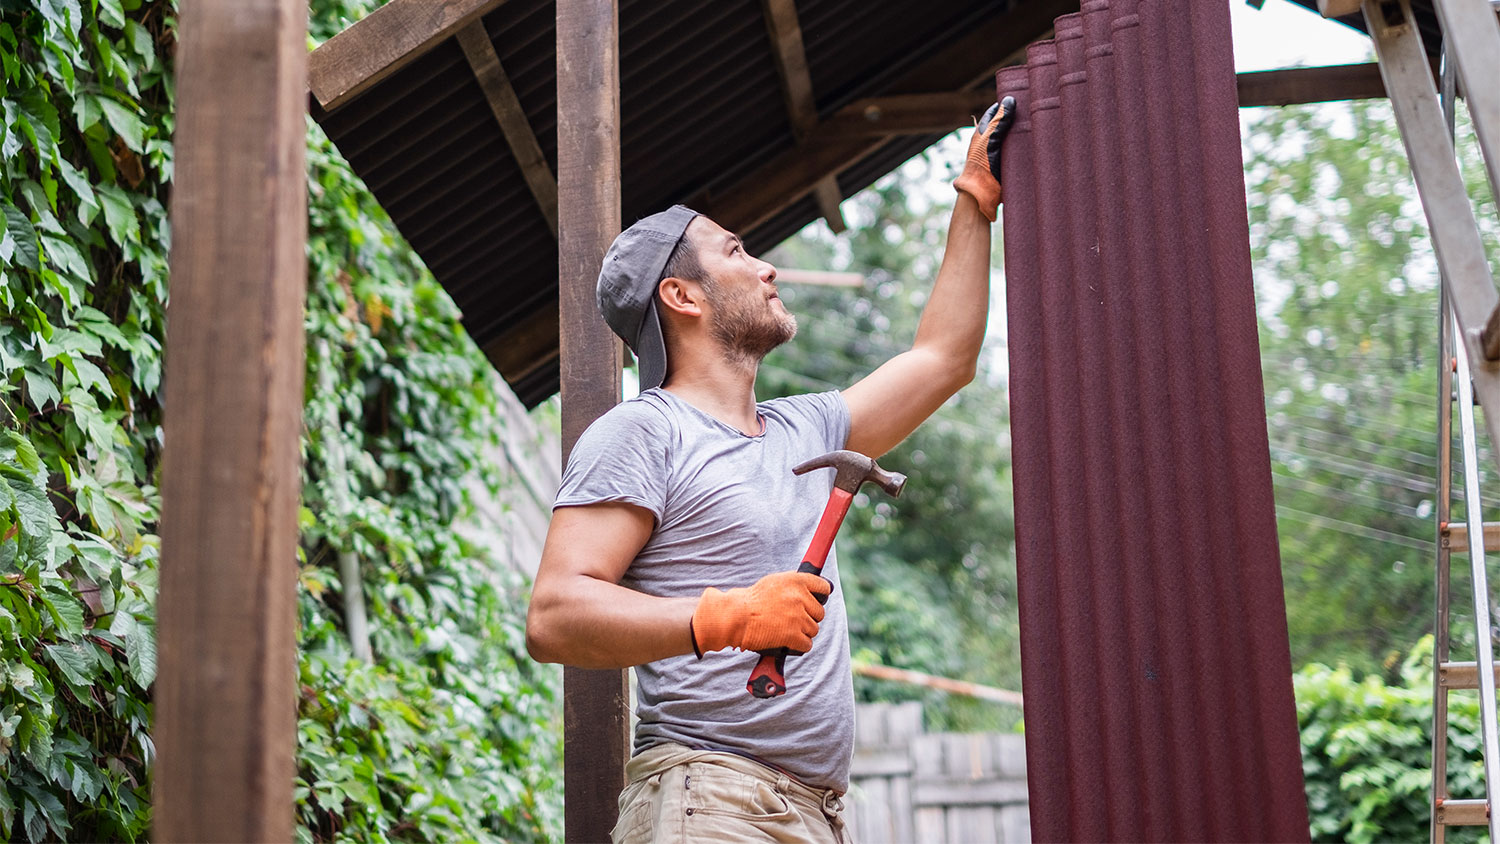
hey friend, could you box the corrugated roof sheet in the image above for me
[312,0,1046,407]
[999,0,1309,839]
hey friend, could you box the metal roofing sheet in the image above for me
[999,0,1309,839]
[313,0,1039,407]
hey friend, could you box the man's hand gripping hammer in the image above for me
[747,450,905,699]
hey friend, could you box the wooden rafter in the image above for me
[698,0,1072,233]
[456,21,559,236]
[761,0,846,233]
[813,63,1416,142]
[310,0,506,112]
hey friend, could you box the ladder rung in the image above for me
[1440,522,1500,552]
[1440,661,1500,690]
[1438,798,1490,826]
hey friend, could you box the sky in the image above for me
[1227,0,1373,71]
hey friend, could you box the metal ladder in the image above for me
[1359,0,1500,840]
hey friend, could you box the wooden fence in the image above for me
[848,702,1030,844]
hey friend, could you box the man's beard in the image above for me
[703,276,797,365]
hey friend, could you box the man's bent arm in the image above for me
[527,502,699,668]
[842,190,993,457]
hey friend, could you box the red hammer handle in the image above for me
[746,487,855,698]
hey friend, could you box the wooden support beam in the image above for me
[820,90,996,138]
[761,0,845,232]
[309,0,505,112]
[1236,61,1406,108]
[456,21,559,236]
[697,0,1068,233]
[557,1,627,841]
[154,0,307,841]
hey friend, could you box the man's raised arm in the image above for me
[843,98,1015,458]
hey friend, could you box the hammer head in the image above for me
[792,449,905,498]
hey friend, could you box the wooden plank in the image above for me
[998,805,1032,843]
[821,90,997,138]
[852,749,911,777]
[891,763,916,844]
[309,0,505,112]
[913,778,1032,807]
[557,0,626,841]
[887,700,925,743]
[821,64,1410,142]
[696,0,1068,233]
[915,806,949,844]
[1237,62,1394,108]
[860,776,894,844]
[153,0,307,840]
[760,0,844,232]
[456,21,558,236]
[761,0,817,140]
[993,733,1028,780]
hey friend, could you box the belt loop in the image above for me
[821,788,844,818]
[775,774,792,793]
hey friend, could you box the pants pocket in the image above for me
[683,763,795,822]
[612,773,662,844]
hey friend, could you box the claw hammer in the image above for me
[746,449,906,699]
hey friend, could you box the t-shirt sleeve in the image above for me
[553,401,671,523]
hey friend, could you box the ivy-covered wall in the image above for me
[0,1,561,841]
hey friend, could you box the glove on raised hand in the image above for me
[690,571,832,657]
[953,96,1017,223]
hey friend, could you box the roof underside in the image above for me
[312,0,1061,407]
[312,0,1448,408]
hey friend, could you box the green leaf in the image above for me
[3,204,39,270]
[98,0,125,28]
[41,234,91,282]
[95,184,138,247]
[126,616,155,688]
[43,642,92,687]
[40,587,84,639]
[20,367,58,413]
[98,96,144,152]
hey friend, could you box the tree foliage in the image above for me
[1244,97,1500,675]
[0,1,560,841]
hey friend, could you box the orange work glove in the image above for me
[690,571,832,657]
[953,96,1017,223]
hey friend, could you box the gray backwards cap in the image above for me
[597,204,700,391]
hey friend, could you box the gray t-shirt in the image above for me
[553,387,855,791]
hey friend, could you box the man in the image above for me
[526,98,1014,843]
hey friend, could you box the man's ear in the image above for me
[657,276,704,319]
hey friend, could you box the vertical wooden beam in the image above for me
[557,1,627,842]
[154,0,306,842]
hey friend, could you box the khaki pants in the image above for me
[612,742,853,844]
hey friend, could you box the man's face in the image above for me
[688,217,797,361]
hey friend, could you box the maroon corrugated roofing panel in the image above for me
[1000,1,1309,840]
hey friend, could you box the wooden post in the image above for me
[154,0,307,841]
[556,1,627,841]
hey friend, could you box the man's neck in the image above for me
[662,355,762,436]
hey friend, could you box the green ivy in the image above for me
[1,0,561,841]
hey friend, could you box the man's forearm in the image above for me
[527,576,698,669]
[912,191,993,373]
